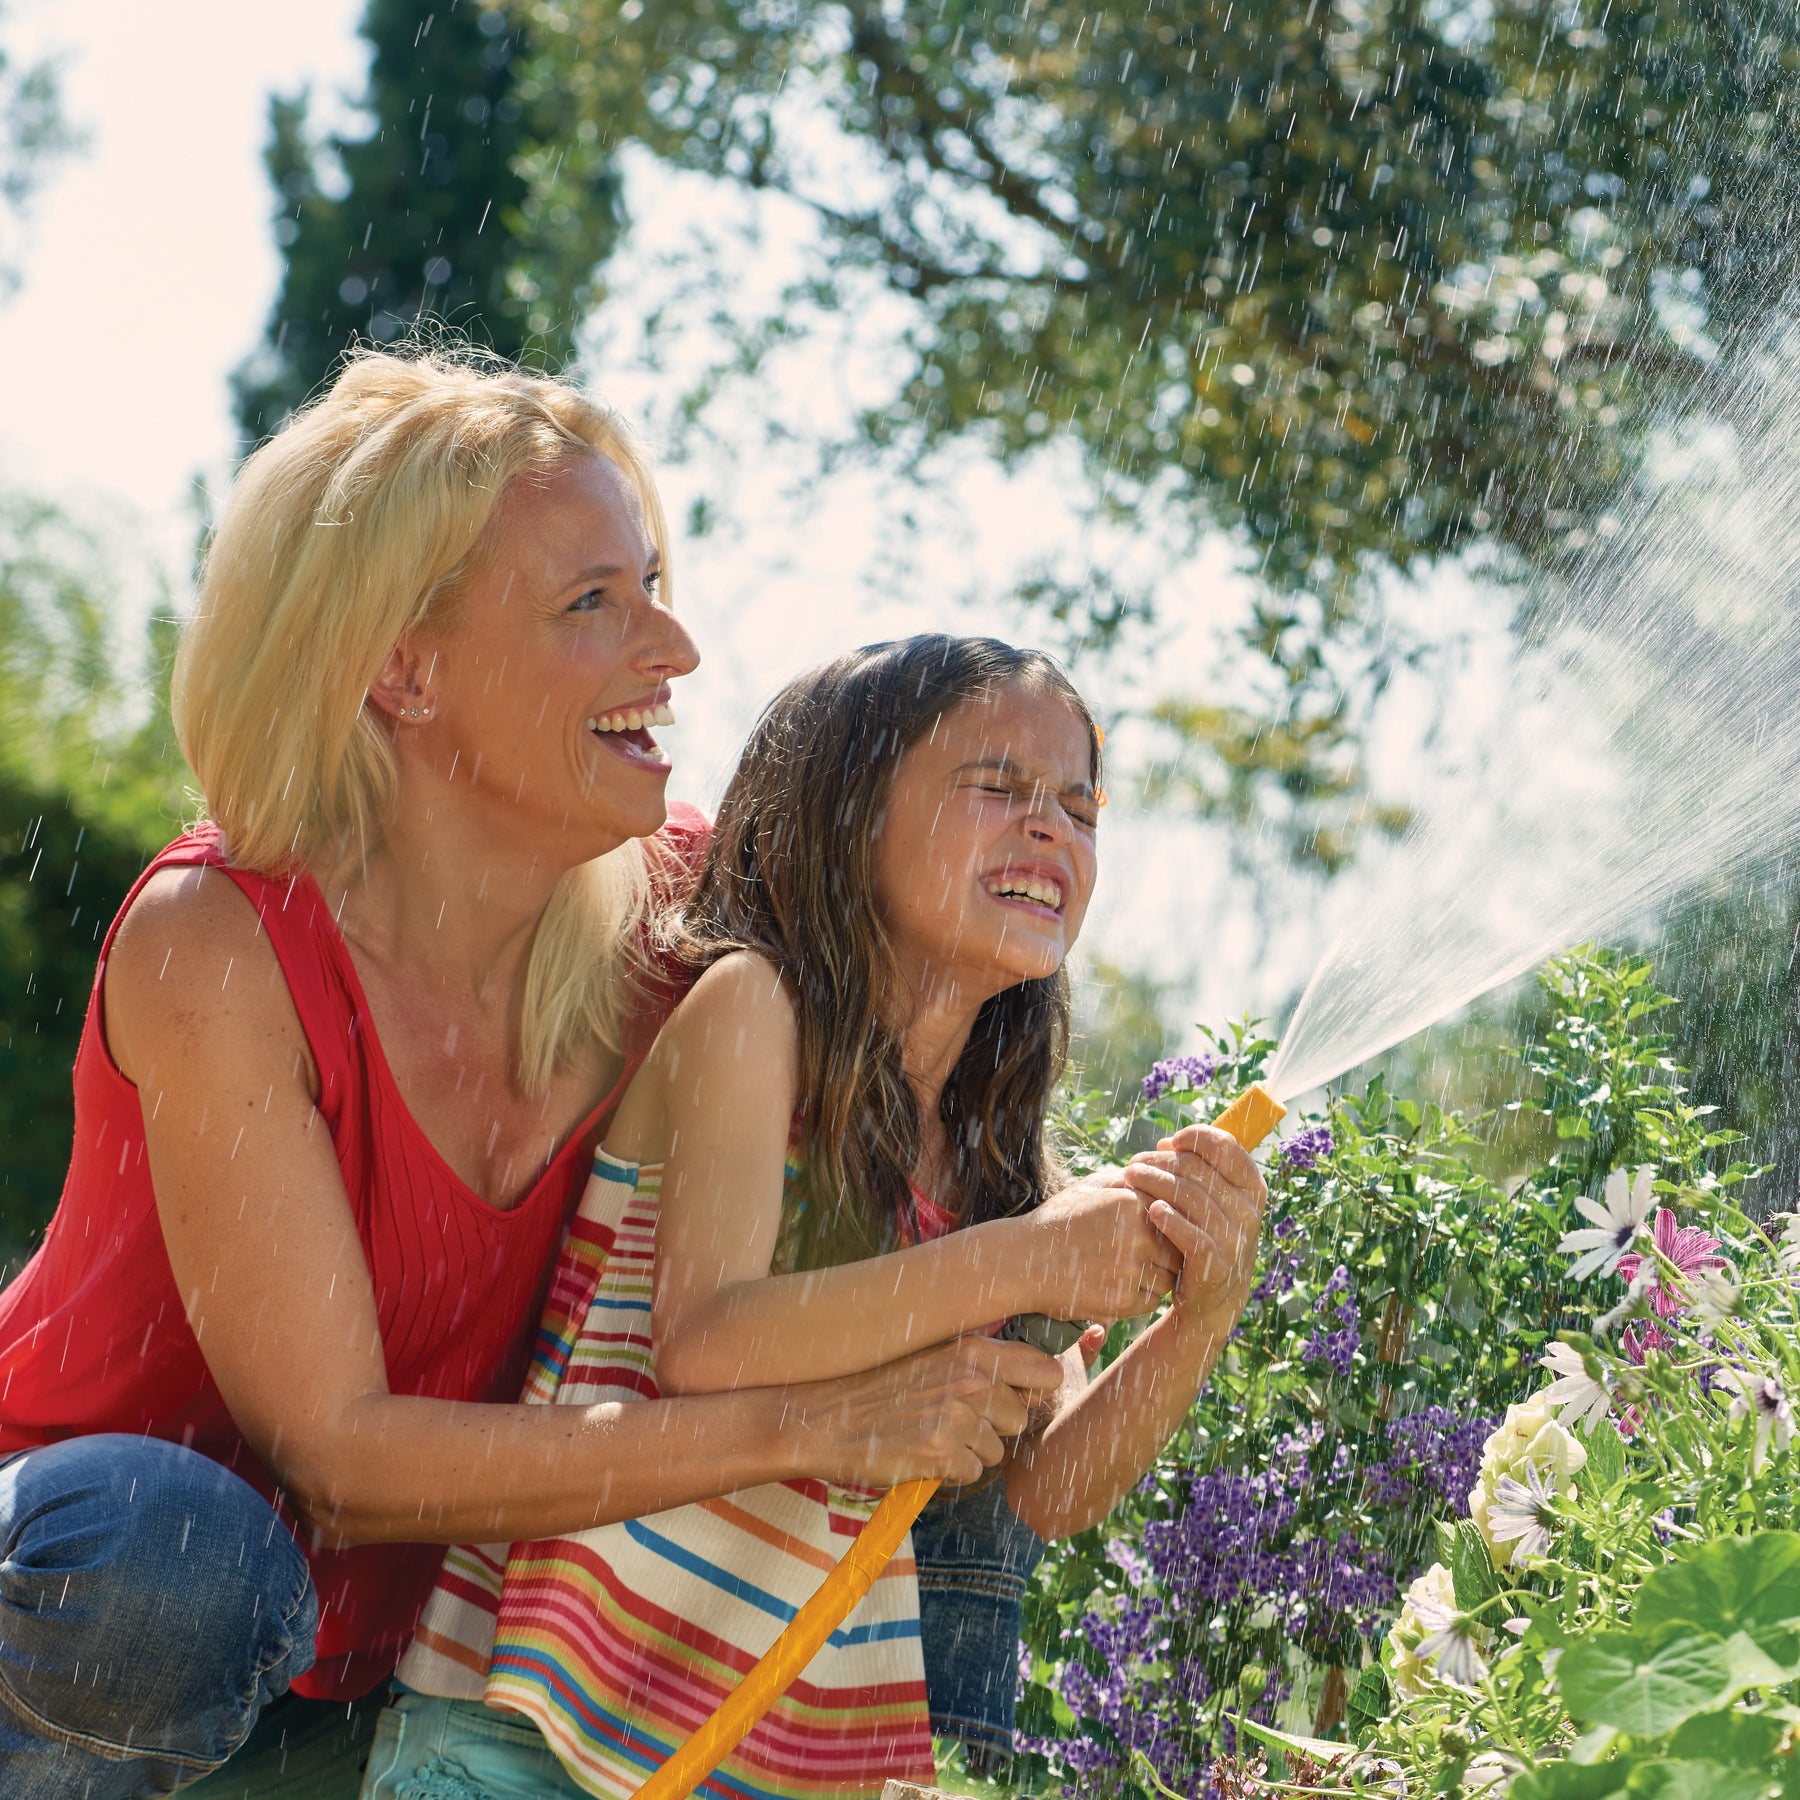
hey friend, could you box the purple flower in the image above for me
[1249,1216,1305,1303]
[1106,1536,1152,1588]
[1616,1207,1726,1318]
[1368,1408,1496,1514]
[1143,1053,1220,1102]
[1304,1325,1359,1375]
[1302,1268,1361,1372]
[1277,1124,1335,1171]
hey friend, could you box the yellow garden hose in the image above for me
[630,1082,1287,1800]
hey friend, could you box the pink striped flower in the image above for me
[1616,1208,1724,1318]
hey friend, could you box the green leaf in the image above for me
[1717,1630,1800,1696]
[1345,1663,1389,1741]
[1451,1518,1502,1612]
[1621,1759,1774,1800]
[1571,1724,1623,1766]
[1558,1632,1734,1736]
[1511,1761,1638,1800]
[1665,1707,1785,1768]
[1222,1712,1348,1767]
[1582,1416,1630,1493]
[1636,1534,1800,1671]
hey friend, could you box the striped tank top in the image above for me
[398,1147,946,1799]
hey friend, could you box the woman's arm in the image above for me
[106,871,1060,1548]
[1004,1127,1267,1539]
[648,956,1181,1396]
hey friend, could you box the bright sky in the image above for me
[0,0,366,558]
[0,0,1381,1046]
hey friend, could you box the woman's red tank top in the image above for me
[0,808,706,1699]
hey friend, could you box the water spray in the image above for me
[630,1083,1287,1800]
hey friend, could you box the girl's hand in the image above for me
[1124,1124,1267,1325]
[1018,1172,1183,1324]
[790,1336,1065,1489]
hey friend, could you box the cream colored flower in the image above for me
[1468,1397,1588,1570]
[1387,1562,1457,1699]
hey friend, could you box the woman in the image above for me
[0,351,1248,1799]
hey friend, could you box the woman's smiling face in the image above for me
[872,677,1100,998]
[411,454,700,862]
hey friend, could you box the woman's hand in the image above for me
[789,1336,1065,1489]
[1123,1123,1267,1326]
[1015,1170,1183,1325]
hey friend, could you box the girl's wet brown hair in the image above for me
[674,634,1102,1270]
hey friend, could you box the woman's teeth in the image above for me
[987,875,1064,912]
[586,702,675,734]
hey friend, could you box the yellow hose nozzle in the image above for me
[1208,1081,1286,1153]
[630,1079,1288,1800]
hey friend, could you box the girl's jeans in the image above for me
[0,1434,323,1798]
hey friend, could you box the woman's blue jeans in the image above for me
[0,1434,323,1797]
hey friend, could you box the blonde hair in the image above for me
[172,345,670,1092]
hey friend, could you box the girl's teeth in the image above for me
[652,702,675,726]
[988,876,1061,909]
[626,709,643,730]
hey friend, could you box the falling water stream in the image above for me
[1262,303,1800,1106]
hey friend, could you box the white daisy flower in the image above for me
[1776,1211,1800,1276]
[1715,1366,1795,1473]
[1465,1752,1517,1792]
[1595,1267,1656,1338]
[1539,1341,1611,1432]
[1558,1166,1655,1281]
[1484,1461,1560,1566]
[1408,1592,1491,1689]
[1692,1268,1741,1330]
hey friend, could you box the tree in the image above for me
[0,501,185,1255]
[520,0,1795,592]
[0,0,82,301]
[502,0,1795,858]
[235,0,623,440]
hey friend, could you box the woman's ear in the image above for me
[366,639,437,725]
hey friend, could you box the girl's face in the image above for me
[405,454,700,863]
[873,678,1099,999]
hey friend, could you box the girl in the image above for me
[367,636,1265,1800]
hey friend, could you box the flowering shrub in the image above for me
[1016,949,1778,1799]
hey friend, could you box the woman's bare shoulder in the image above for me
[105,863,311,1090]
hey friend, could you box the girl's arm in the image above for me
[648,954,1179,1396]
[1004,1127,1267,1538]
[107,872,1061,1548]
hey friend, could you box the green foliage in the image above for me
[0,1,83,303]
[1019,947,1789,1798]
[507,0,1799,849]
[235,0,623,438]
[0,502,185,1257]
[1338,1062,1800,1791]
[522,0,1797,591]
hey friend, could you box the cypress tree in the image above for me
[234,0,620,440]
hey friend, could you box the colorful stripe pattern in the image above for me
[404,1149,935,1798]
[394,1152,647,1703]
